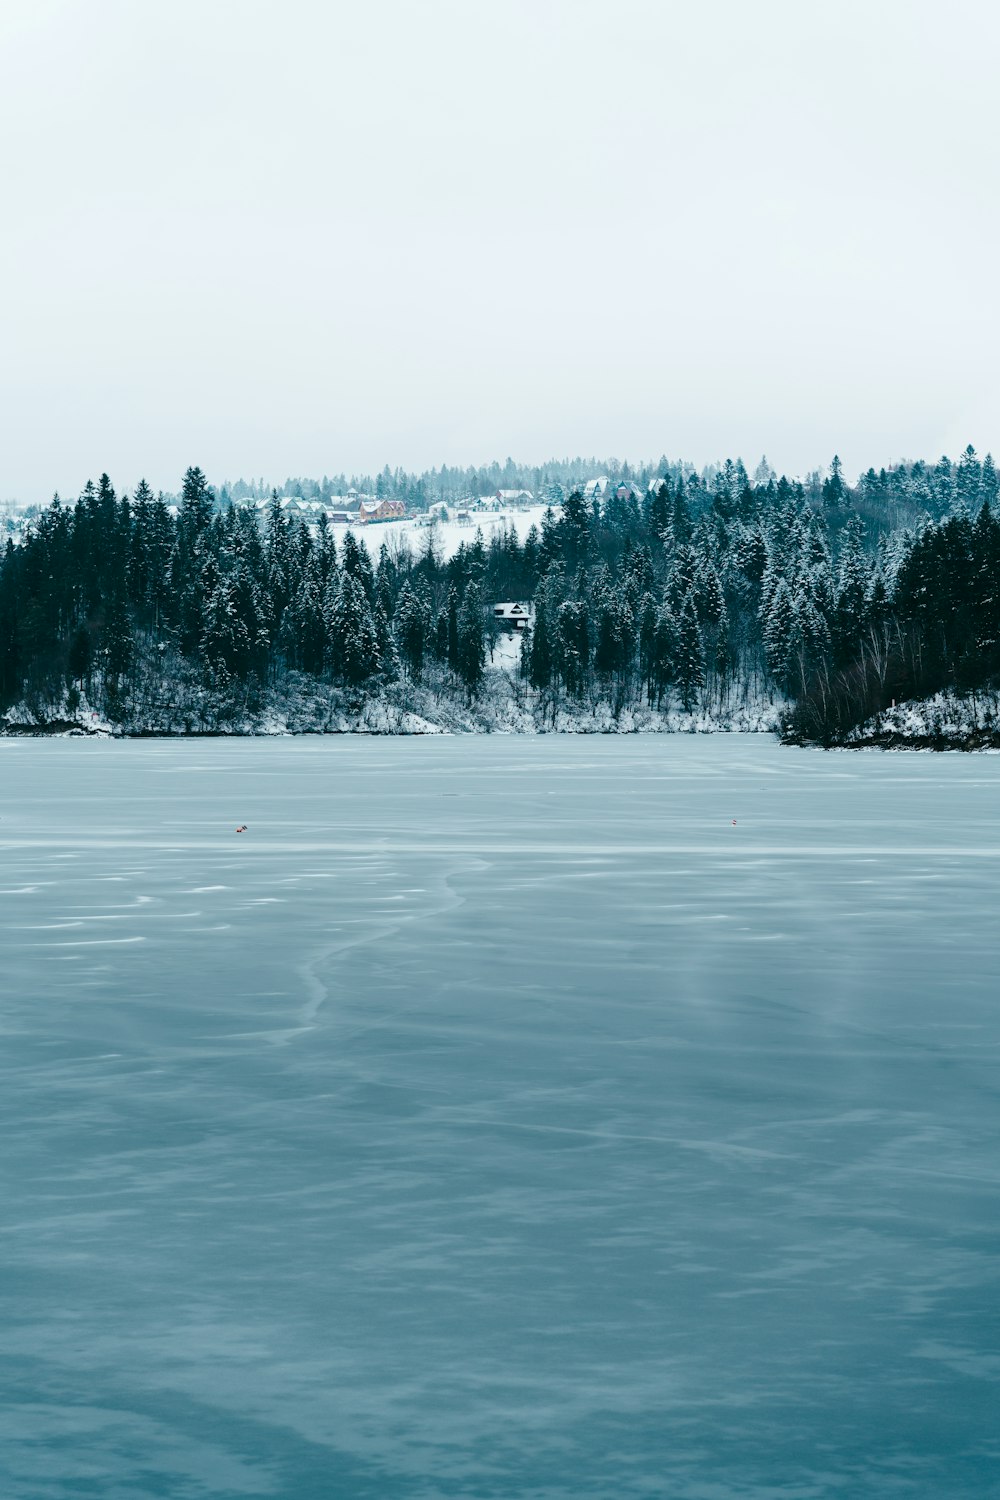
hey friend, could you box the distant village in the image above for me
[251,485,540,528]
[0,474,648,546]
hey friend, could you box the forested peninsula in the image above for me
[2,450,999,746]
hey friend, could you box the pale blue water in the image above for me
[1,735,998,1498]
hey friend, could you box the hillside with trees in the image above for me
[2,450,999,743]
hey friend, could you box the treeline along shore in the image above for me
[3,450,1000,744]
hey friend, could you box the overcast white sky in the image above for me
[1,0,998,500]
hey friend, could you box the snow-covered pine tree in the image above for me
[556,599,587,697]
[340,530,376,605]
[676,591,704,711]
[456,582,485,696]
[374,600,399,682]
[834,515,869,662]
[762,577,796,688]
[651,603,677,706]
[326,572,376,685]
[956,444,982,514]
[446,584,460,673]
[202,578,251,682]
[394,580,426,679]
[527,590,552,690]
[291,564,326,677]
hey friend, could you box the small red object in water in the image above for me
[236,825,248,833]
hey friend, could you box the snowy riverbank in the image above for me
[1,668,783,738]
[831,691,1000,750]
[15,674,1000,751]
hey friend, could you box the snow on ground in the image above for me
[844,690,1000,747]
[2,736,1000,1498]
[486,629,524,672]
[348,504,553,562]
[2,661,782,738]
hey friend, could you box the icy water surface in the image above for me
[1,735,999,1499]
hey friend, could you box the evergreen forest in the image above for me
[3,449,1000,743]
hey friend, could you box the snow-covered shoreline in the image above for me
[1,670,783,739]
[827,691,1000,751]
[14,681,1000,750]
[776,690,1000,751]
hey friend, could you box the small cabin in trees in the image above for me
[493,601,531,632]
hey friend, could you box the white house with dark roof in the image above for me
[493,601,532,632]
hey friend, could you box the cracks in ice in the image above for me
[292,856,485,1042]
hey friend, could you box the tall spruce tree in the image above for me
[676,593,704,710]
[456,583,485,696]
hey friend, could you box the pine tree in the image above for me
[327,574,379,687]
[972,498,1000,658]
[527,591,552,690]
[341,529,375,603]
[933,455,955,512]
[375,542,395,619]
[103,586,133,684]
[68,623,92,687]
[456,583,485,696]
[433,610,449,663]
[763,578,796,687]
[180,466,215,548]
[696,563,725,624]
[446,584,460,672]
[796,596,830,683]
[594,593,618,678]
[834,515,869,662]
[956,444,982,513]
[713,604,731,685]
[821,455,847,510]
[374,601,399,682]
[556,600,587,696]
[637,591,658,698]
[559,490,591,570]
[290,569,326,677]
[671,489,692,548]
[394,580,426,679]
[202,578,251,681]
[676,592,704,710]
[651,604,677,705]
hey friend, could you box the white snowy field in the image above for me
[2,737,1000,1499]
[351,504,552,562]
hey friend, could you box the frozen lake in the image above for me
[1,735,999,1499]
